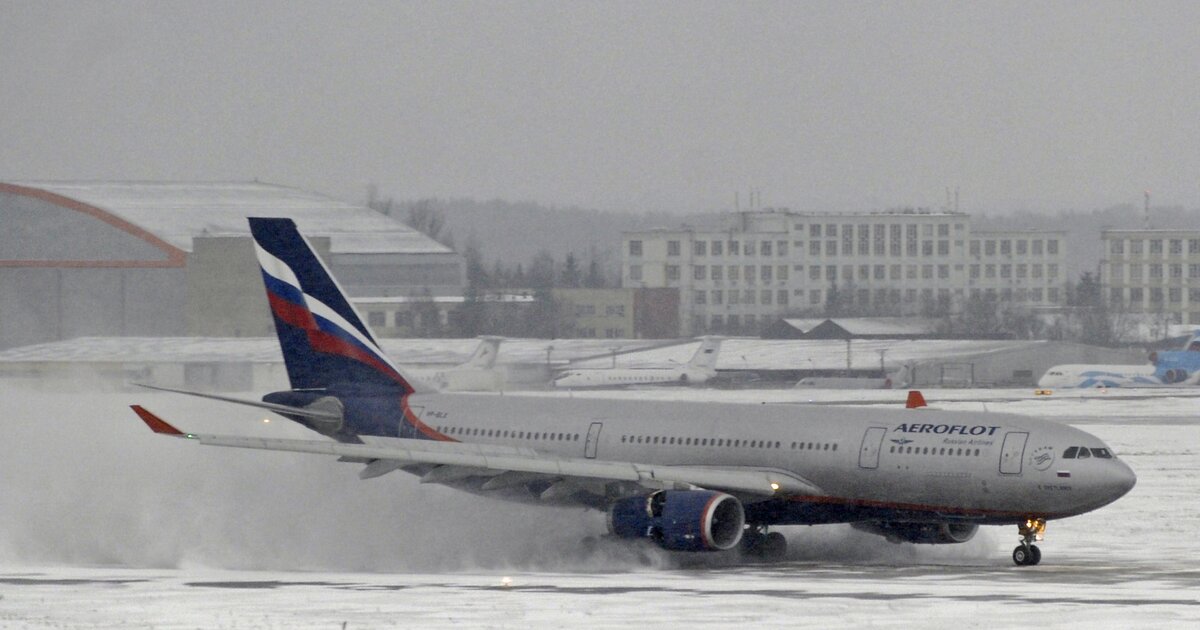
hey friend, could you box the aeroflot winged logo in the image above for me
[893,423,1001,436]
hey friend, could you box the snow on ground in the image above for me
[0,382,1197,628]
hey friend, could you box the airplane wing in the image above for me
[130,406,820,499]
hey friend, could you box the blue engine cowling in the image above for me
[606,490,745,552]
[853,521,978,544]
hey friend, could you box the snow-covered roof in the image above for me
[0,336,1060,372]
[780,319,827,334]
[779,317,938,336]
[6,181,452,255]
[825,317,939,336]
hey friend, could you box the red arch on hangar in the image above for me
[0,182,186,268]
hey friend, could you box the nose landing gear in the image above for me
[1012,517,1046,566]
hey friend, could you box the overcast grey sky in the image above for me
[2,1,1198,214]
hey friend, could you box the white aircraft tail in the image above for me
[463,336,503,369]
[687,336,724,371]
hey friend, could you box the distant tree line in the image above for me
[368,191,612,338]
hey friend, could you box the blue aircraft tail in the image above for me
[249,217,420,394]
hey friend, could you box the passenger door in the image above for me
[999,431,1029,475]
[584,421,603,459]
[858,427,887,469]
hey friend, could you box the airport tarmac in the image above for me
[1,385,1197,628]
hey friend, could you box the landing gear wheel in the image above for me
[760,532,787,561]
[1013,517,1047,566]
[739,526,787,562]
[1012,544,1041,566]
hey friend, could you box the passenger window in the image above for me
[1091,448,1112,459]
[1063,447,1078,459]
[1076,447,1091,459]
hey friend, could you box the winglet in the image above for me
[905,390,927,409]
[131,405,186,435]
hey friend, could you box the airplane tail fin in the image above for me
[464,336,503,369]
[687,336,723,370]
[249,217,424,394]
[905,390,927,409]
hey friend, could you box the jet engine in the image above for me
[853,521,978,544]
[607,490,745,552]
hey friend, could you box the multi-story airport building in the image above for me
[1100,229,1200,326]
[622,209,1066,335]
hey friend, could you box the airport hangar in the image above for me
[0,181,465,350]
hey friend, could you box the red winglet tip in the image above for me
[131,405,185,435]
[905,390,927,409]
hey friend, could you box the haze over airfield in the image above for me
[2,1,1198,214]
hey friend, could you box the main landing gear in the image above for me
[740,525,788,562]
[1012,517,1046,566]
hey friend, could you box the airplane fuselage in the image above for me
[391,392,1135,526]
[553,368,712,388]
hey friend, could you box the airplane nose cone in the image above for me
[1108,461,1137,499]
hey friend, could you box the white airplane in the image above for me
[131,218,1136,566]
[404,336,504,391]
[552,337,723,388]
[795,364,913,390]
[1038,332,1200,389]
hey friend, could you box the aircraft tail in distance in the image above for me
[463,336,503,369]
[686,336,724,370]
[249,217,424,394]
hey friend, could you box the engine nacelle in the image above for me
[607,490,745,552]
[853,521,978,545]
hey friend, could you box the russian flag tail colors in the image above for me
[249,218,420,394]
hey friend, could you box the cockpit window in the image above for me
[1063,446,1079,459]
[1090,448,1113,459]
[1076,447,1091,459]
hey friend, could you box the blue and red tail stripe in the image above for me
[249,217,420,394]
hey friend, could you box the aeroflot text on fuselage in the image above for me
[893,423,1001,436]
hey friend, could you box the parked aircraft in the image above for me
[552,337,723,388]
[795,364,912,390]
[131,218,1136,566]
[404,336,504,391]
[1038,332,1200,388]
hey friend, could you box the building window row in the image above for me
[1111,238,1200,256]
[970,238,1059,257]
